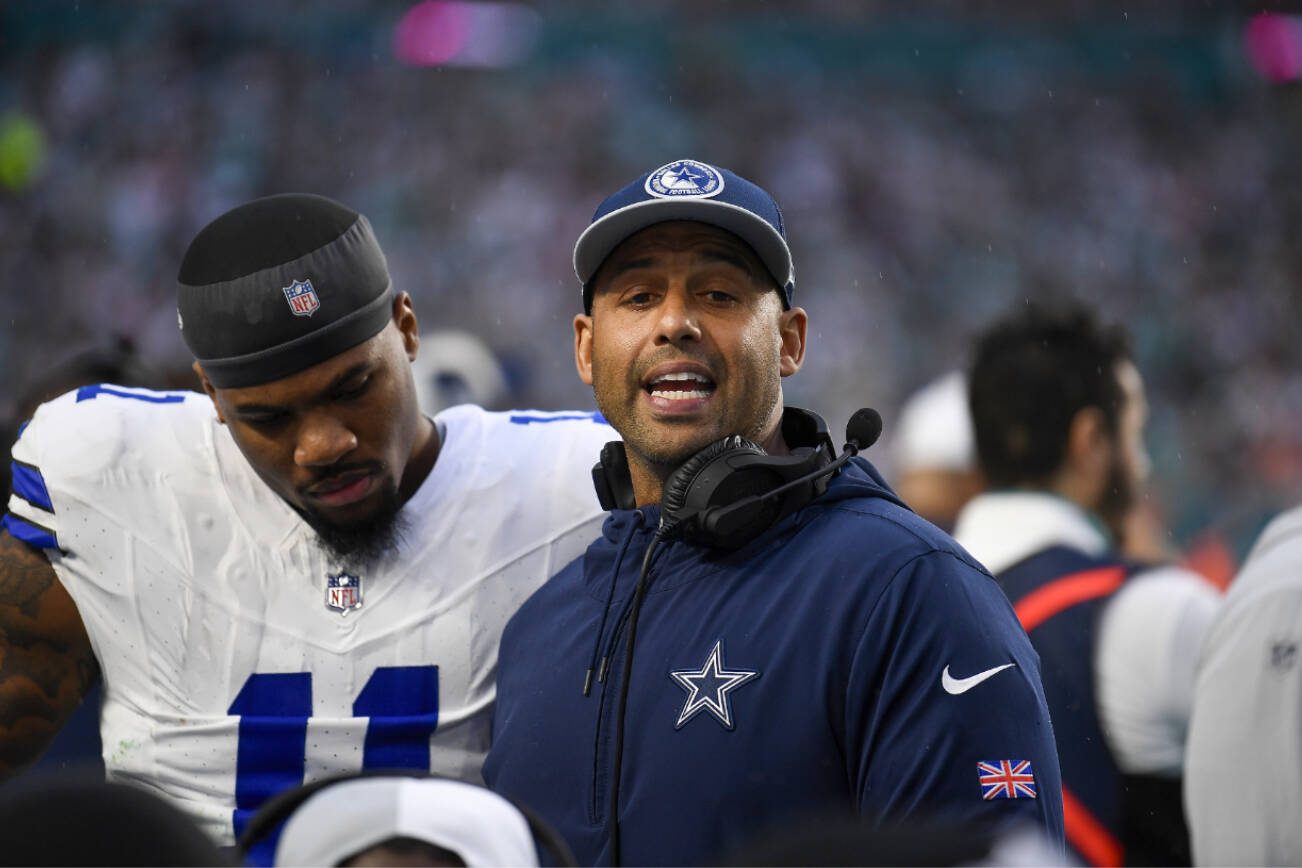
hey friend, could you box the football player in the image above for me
[0,193,614,846]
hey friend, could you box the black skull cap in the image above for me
[177,193,394,388]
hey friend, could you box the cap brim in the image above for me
[573,198,794,291]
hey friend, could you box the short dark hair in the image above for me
[968,302,1131,488]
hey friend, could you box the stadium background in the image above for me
[2,0,1299,566]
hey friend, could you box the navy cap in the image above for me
[573,159,795,313]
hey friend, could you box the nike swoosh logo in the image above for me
[941,663,1016,695]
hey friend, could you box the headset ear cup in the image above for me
[592,441,635,511]
[700,497,776,546]
[661,436,765,528]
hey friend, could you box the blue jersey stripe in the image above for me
[75,384,188,404]
[509,411,607,425]
[2,513,58,550]
[10,461,53,513]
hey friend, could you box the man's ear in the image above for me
[193,362,227,425]
[393,292,420,361]
[778,306,808,377]
[574,314,594,386]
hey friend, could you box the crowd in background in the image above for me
[2,0,1298,556]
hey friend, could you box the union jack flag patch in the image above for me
[977,760,1037,800]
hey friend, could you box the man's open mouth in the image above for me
[645,371,716,401]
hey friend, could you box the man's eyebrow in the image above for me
[597,256,659,285]
[231,362,372,416]
[692,247,760,277]
[599,247,761,285]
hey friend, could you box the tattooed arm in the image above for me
[0,528,98,778]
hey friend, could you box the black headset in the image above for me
[592,406,882,550]
[235,769,577,867]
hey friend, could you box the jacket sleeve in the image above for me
[846,549,1065,847]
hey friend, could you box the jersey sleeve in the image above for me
[5,388,123,551]
[6,420,60,549]
[847,550,1065,847]
[1185,577,1302,865]
[6,385,203,554]
[489,409,615,574]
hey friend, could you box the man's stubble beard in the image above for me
[590,355,783,481]
[589,355,717,479]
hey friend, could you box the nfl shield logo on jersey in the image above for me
[283,279,320,317]
[326,572,363,615]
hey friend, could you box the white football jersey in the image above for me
[5,384,614,845]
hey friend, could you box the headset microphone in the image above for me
[845,406,885,453]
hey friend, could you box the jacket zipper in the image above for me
[587,513,651,826]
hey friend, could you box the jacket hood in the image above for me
[821,456,909,510]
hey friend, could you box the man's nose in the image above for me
[294,413,358,467]
[654,287,702,345]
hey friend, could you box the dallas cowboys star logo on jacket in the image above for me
[670,639,759,730]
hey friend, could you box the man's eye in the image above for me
[705,289,737,303]
[623,291,656,306]
[338,378,370,399]
[242,413,286,430]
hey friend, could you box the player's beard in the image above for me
[301,485,409,573]
[1096,447,1135,549]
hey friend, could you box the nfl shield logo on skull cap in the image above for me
[283,278,321,317]
[326,572,363,615]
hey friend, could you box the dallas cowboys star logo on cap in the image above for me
[645,159,724,199]
[670,639,759,730]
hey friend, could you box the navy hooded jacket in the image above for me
[484,458,1064,865]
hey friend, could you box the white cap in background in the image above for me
[275,777,539,867]
[893,370,976,473]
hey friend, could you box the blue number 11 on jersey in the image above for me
[227,665,440,839]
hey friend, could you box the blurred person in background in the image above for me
[410,329,510,416]
[954,301,1220,866]
[0,774,231,865]
[238,772,572,867]
[1184,504,1302,865]
[890,370,984,533]
[890,370,1184,563]
[486,159,1063,865]
[0,192,614,854]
